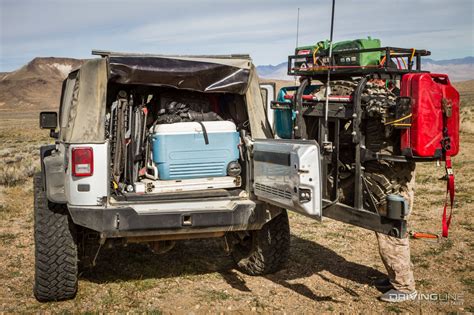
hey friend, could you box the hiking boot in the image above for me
[374,278,394,292]
[379,289,418,303]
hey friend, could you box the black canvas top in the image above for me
[109,56,251,94]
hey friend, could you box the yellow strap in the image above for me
[393,123,412,127]
[409,48,416,63]
[312,47,320,67]
[401,57,407,69]
[384,113,412,125]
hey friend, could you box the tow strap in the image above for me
[442,155,455,237]
[441,97,455,238]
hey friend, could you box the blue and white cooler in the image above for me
[151,121,240,180]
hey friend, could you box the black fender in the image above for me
[39,145,56,187]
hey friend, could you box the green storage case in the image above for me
[332,36,381,66]
[294,36,381,69]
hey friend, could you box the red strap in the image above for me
[442,156,455,237]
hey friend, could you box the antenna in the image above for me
[322,0,336,147]
[296,8,300,48]
[294,8,300,86]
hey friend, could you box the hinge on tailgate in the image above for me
[97,196,107,206]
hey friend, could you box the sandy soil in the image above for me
[0,88,473,312]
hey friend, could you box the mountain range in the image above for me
[0,56,472,112]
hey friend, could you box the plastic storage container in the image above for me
[151,121,240,180]
[273,85,320,139]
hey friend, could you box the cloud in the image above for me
[0,0,472,71]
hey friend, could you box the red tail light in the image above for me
[72,147,94,177]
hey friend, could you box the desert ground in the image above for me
[0,81,473,313]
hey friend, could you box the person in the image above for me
[365,76,418,302]
[374,161,418,302]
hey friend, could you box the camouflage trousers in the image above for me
[375,162,416,293]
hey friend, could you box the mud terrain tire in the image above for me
[33,173,78,302]
[232,210,290,275]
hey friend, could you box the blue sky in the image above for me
[1,0,473,72]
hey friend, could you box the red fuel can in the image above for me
[400,73,460,158]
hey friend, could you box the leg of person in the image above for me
[375,162,417,302]
[376,233,416,298]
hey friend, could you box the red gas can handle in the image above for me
[430,73,451,85]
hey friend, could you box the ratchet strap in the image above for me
[441,97,455,238]
[442,155,454,237]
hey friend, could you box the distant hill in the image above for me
[0,57,83,111]
[0,56,471,114]
[454,79,474,94]
[422,57,474,82]
[257,62,290,81]
[257,57,474,82]
[423,56,474,66]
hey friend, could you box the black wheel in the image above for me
[231,209,290,275]
[33,173,78,302]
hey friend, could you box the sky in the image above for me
[0,0,473,72]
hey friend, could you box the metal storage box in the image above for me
[151,121,240,180]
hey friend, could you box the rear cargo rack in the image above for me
[288,46,431,79]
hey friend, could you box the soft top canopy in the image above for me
[61,52,270,143]
[103,52,252,94]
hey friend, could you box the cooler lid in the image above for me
[152,121,237,134]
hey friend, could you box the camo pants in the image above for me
[375,162,416,293]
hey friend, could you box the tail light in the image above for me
[72,147,94,177]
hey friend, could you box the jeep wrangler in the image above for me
[34,52,323,301]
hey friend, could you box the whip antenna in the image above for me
[323,0,336,148]
[294,8,300,86]
[296,8,300,48]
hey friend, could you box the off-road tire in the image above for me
[231,210,290,275]
[364,160,416,210]
[33,173,78,302]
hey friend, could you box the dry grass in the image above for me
[0,146,38,186]
[0,116,48,187]
[0,88,473,312]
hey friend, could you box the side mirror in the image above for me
[39,112,58,129]
[40,112,59,139]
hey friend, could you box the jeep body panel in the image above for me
[65,143,109,206]
[41,52,323,239]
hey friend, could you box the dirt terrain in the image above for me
[0,82,473,313]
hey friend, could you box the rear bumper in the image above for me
[68,199,272,238]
